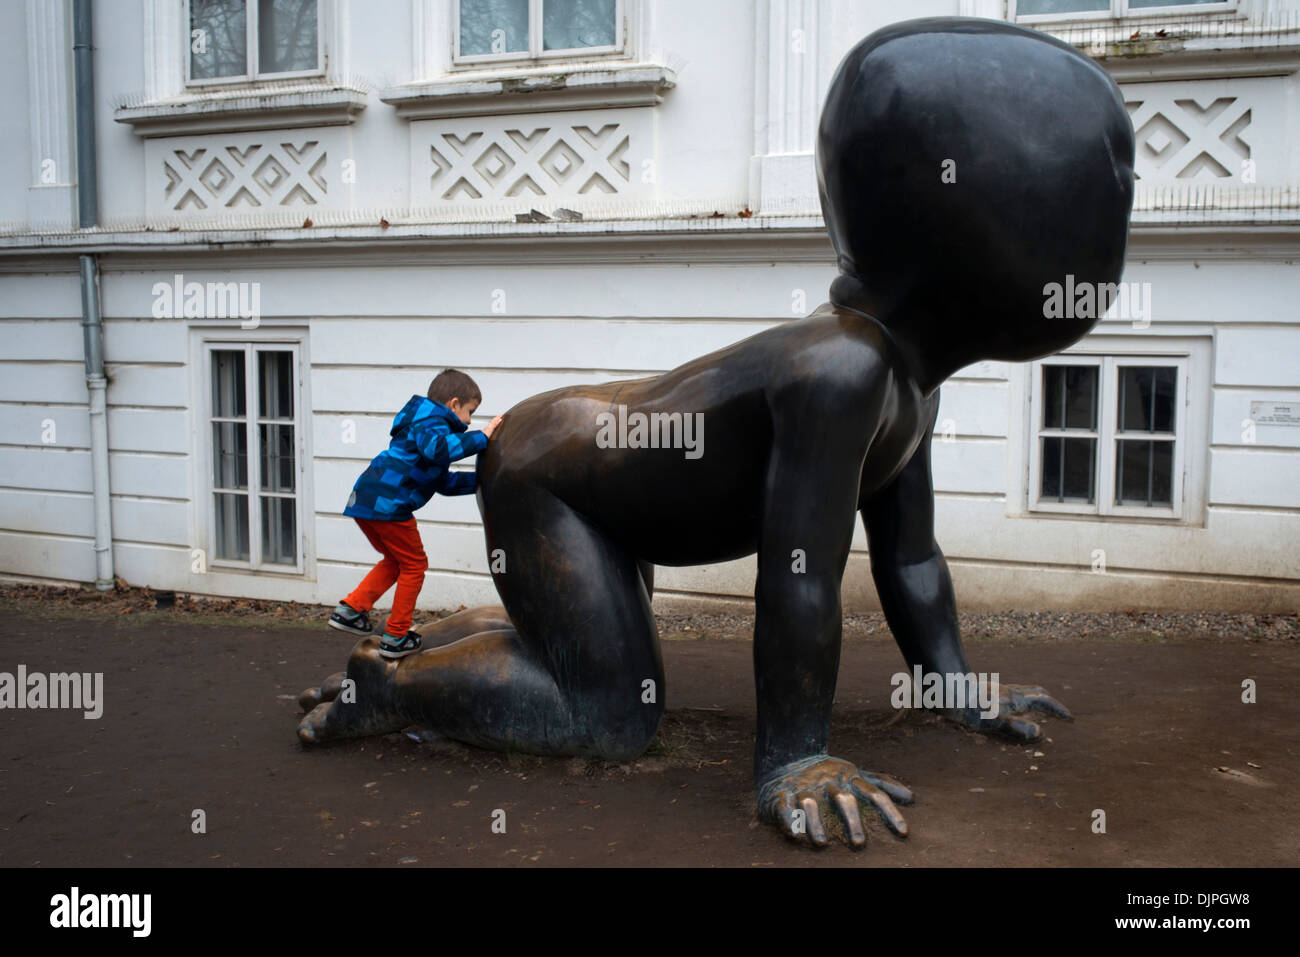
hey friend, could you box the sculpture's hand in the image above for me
[756,755,912,849]
[940,683,1072,742]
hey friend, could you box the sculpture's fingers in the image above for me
[850,777,909,837]
[770,791,801,838]
[797,792,829,846]
[854,771,914,806]
[1011,687,1073,720]
[827,785,867,848]
[1001,716,1042,741]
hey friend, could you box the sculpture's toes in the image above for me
[297,702,334,745]
[297,672,347,712]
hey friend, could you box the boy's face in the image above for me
[445,396,480,425]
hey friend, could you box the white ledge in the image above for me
[380,63,676,119]
[115,82,369,138]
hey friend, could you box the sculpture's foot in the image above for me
[757,755,913,849]
[296,639,407,745]
[941,683,1073,742]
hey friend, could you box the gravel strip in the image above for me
[2,581,1294,642]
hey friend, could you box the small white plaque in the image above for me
[1250,401,1300,427]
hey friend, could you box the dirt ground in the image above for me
[0,586,1296,867]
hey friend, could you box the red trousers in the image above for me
[343,517,428,637]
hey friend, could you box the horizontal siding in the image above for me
[310,367,623,415]
[0,404,90,448]
[1208,448,1300,509]
[104,364,188,408]
[99,263,840,320]
[1215,327,1300,387]
[0,275,82,319]
[0,362,86,403]
[935,380,1008,437]
[0,447,91,493]
[0,319,82,359]
[0,530,96,581]
[309,316,780,371]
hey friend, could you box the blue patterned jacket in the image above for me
[344,396,488,521]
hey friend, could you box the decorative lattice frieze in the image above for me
[410,108,657,210]
[1123,77,1280,185]
[145,129,345,222]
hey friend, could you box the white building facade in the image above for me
[1,0,1297,613]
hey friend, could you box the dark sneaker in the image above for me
[328,602,373,635]
[378,630,422,659]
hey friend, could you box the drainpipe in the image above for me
[74,0,114,591]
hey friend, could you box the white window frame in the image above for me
[1028,353,1190,519]
[1009,0,1237,24]
[185,0,326,88]
[452,0,626,68]
[197,333,310,575]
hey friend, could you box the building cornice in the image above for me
[1,218,1298,267]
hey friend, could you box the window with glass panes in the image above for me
[208,344,302,569]
[455,0,622,63]
[1029,355,1187,517]
[1013,0,1233,20]
[188,0,321,83]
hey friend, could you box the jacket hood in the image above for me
[816,17,1135,390]
[393,395,467,436]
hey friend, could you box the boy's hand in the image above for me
[482,414,505,439]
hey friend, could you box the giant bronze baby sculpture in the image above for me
[298,17,1135,849]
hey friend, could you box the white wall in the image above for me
[1,0,1298,613]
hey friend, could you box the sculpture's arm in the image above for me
[751,377,914,847]
[861,409,971,678]
[862,410,1072,738]
[752,394,866,780]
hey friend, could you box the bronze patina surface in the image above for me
[300,16,1135,849]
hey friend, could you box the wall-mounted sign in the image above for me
[1250,401,1300,427]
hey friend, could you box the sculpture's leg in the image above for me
[301,481,665,759]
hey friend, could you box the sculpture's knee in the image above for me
[585,691,664,761]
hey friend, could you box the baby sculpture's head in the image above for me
[817,18,1135,392]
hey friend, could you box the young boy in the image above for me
[328,369,504,658]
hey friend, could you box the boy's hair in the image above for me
[427,369,482,406]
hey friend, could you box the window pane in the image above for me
[1116,439,1174,507]
[1117,366,1176,434]
[543,0,616,51]
[1043,365,1098,430]
[258,0,318,74]
[1041,437,1096,504]
[261,495,297,564]
[214,492,250,560]
[258,350,294,419]
[259,424,295,492]
[212,422,249,489]
[1017,0,1108,13]
[190,0,248,79]
[211,350,246,418]
[1131,0,1223,7]
[459,0,528,55]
